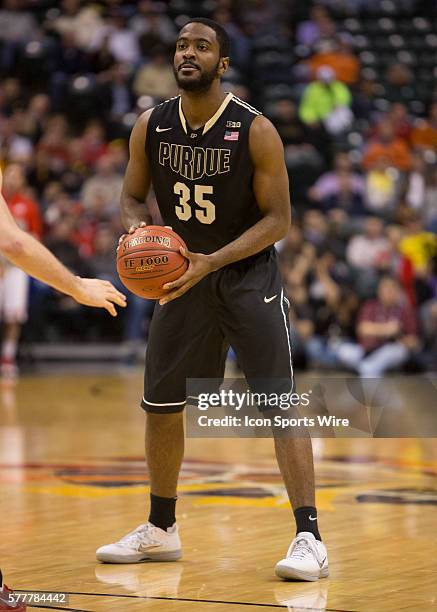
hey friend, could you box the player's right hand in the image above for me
[72,277,127,316]
[117,221,148,252]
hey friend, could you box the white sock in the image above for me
[1,339,17,361]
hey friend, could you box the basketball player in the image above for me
[0,167,126,610]
[97,18,328,581]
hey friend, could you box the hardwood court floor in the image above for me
[0,370,436,612]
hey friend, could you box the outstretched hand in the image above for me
[72,277,127,316]
[159,247,214,305]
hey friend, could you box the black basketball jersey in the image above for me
[145,92,263,254]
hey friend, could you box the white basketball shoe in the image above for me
[275,532,329,581]
[96,522,182,564]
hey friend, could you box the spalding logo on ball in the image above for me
[116,225,188,299]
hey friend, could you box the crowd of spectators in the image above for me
[0,0,436,373]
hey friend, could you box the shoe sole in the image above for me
[275,565,329,582]
[96,549,182,564]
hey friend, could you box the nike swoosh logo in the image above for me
[309,515,317,521]
[156,126,172,132]
[319,556,327,568]
[138,543,161,552]
[264,295,277,303]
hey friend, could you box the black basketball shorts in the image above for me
[141,248,294,413]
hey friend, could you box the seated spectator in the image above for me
[13,94,50,144]
[57,138,90,194]
[37,114,70,172]
[308,35,360,85]
[49,31,89,111]
[352,78,377,121]
[0,0,38,42]
[106,11,140,66]
[309,152,365,215]
[346,217,390,296]
[405,157,437,231]
[0,0,38,73]
[336,276,418,376]
[388,103,412,142]
[133,47,178,101]
[306,285,359,369]
[98,62,134,124]
[239,0,287,36]
[288,283,316,368]
[299,66,353,135]
[363,119,412,172]
[302,209,329,248]
[272,99,317,146]
[384,63,414,104]
[49,213,86,265]
[130,1,176,47]
[365,156,399,216]
[279,225,317,288]
[213,7,250,70]
[47,0,106,52]
[296,5,336,48]
[80,154,123,215]
[278,225,309,266]
[269,98,325,193]
[79,120,108,167]
[406,153,427,213]
[107,139,128,174]
[0,116,33,163]
[378,224,416,306]
[411,103,437,151]
[27,149,59,198]
[370,104,412,143]
[399,212,437,274]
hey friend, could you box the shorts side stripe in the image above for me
[280,288,294,381]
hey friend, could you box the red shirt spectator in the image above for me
[7,192,42,238]
[363,119,412,171]
[357,279,417,352]
[2,163,42,238]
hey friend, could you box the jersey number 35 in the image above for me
[174,182,215,225]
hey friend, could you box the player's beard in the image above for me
[174,59,221,93]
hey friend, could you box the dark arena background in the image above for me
[0,1,436,611]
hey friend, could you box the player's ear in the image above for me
[218,57,230,76]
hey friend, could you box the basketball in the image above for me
[116,225,188,299]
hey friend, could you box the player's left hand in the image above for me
[159,247,213,305]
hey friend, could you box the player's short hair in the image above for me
[181,17,230,58]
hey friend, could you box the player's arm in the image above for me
[0,182,126,317]
[120,109,153,232]
[160,116,291,305]
[210,115,291,264]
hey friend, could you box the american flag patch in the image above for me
[224,130,239,141]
